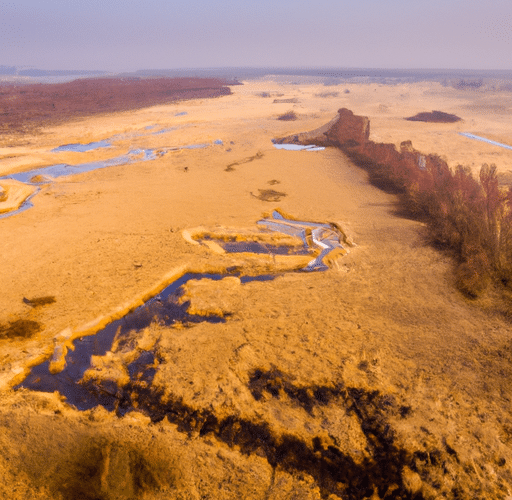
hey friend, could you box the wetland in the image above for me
[1,74,512,499]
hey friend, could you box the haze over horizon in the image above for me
[2,0,512,72]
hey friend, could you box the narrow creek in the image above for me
[11,215,428,499]
[17,272,276,412]
[459,132,512,151]
[0,140,216,219]
[17,211,347,410]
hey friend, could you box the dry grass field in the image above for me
[1,77,512,499]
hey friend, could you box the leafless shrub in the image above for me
[277,111,298,121]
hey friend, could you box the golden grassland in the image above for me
[0,78,512,499]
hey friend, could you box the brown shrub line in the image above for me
[343,141,512,298]
[0,77,234,136]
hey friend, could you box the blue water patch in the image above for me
[2,149,161,184]
[258,211,342,271]
[459,133,512,151]
[182,143,210,150]
[152,127,177,136]
[175,112,188,116]
[15,272,275,411]
[214,139,223,145]
[1,142,212,219]
[51,140,111,153]
[273,143,325,151]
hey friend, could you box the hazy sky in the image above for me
[2,0,511,71]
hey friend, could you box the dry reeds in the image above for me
[346,141,512,298]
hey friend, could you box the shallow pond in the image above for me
[258,211,342,271]
[273,143,325,151]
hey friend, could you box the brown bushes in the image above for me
[345,139,512,297]
[404,111,461,123]
[277,111,298,121]
[0,77,234,136]
[287,106,512,298]
[0,319,42,339]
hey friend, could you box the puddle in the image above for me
[239,274,277,283]
[2,149,162,185]
[181,143,210,150]
[273,143,325,151]
[51,140,111,153]
[459,132,512,151]
[199,233,310,256]
[220,241,310,255]
[151,127,177,136]
[175,112,188,116]
[258,211,343,271]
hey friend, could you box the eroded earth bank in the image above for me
[1,77,512,499]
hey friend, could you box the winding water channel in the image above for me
[17,211,348,412]
[0,142,212,219]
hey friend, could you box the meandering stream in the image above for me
[17,211,348,412]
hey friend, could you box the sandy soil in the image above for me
[1,79,512,499]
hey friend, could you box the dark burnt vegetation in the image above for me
[248,367,344,414]
[0,319,42,339]
[250,189,287,202]
[225,150,264,172]
[87,367,432,499]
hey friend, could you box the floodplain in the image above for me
[1,74,512,499]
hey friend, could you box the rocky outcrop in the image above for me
[323,108,370,148]
[272,115,338,147]
[274,108,369,148]
[274,108,437,191]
